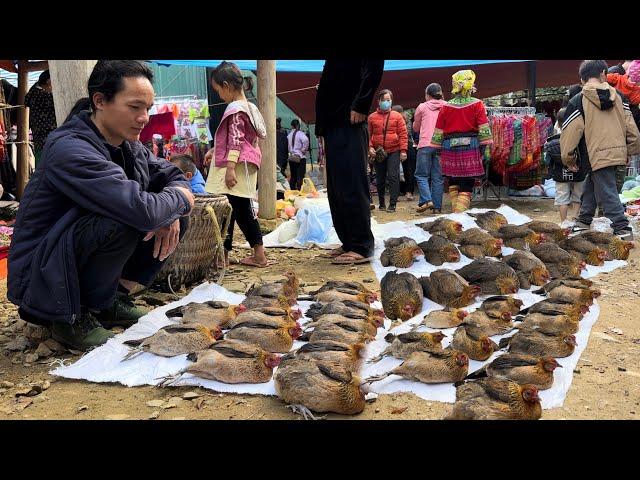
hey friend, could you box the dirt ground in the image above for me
[1,196,639,420]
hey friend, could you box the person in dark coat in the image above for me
[24,70,58,166]
[7,60,195,351]
[315,59,384,264]
[276,117,289,175]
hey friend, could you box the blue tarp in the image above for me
[151,60,528,72]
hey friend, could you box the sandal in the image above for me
[331,252,373,265]
[320,246,345,258]
[239,256,274,268]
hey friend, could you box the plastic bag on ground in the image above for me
[295,203,334,245]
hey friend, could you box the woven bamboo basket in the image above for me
[154,193,232,291]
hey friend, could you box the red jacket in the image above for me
[607,73,640,106]
[368,109,408,153]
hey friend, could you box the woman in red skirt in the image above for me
[431,70,493,213]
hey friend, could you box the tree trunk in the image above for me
[257,60,276,220]
[48,60,98,126]
[15,61,29,200]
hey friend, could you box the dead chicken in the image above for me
[312,288,378,305]
[225,309,301,330]
[532,277,594,294]
[458,228,503,259]
[525,220,571,243]
[365,349,469,384]
[309,280,375,296]
[306,300,384,321]
[515,312,579,334]
[380,271,424,321]
[416,218,463,243]
[502,250,550,289]
[367,331,446,363]
[303,314,383,338]
[451,325,499,361]
[499,326,577,358]
[286,340,365,371]
[576,231,635,261]
[558,236,608,266]
[156,339,281,386]
[165,301,247,330]
[300,320,375,345]
[241,294,297,311]
[225,318,303,353]
[466,353,561,390]
[419,269,481,308]
[544,284,600,306]
[412,308,469,330]
[380,238,424,268]
[521,298,588,323]
[479,295,523,317]
[245,270,300,302]
[122,324,222,361]
[274,357,366,416]
[418,234,461,266]
[493,224,546,250]
[446,377,542,420]
[468,210,509,233]
[461,309,514,337]
[455,258,520,295]
[529,243,586,279]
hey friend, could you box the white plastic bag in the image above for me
[295,203,334,244]
[277,220,299,243]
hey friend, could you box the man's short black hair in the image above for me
[578,60,608,82]
[170,154,196,175]
[87,60,154,111]
[568,84,582,99]
[291,119,300,129]
[37,70,50,86]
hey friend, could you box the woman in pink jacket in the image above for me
[413,83,446,214]
[204,61,270,268]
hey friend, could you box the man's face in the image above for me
[42,79,52,93]
[93,76,154,144]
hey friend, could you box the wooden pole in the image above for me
[528,61,537,108]
[16,61,29,200]
[257,60,276,221]
[48,60,98,126]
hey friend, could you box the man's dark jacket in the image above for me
[315,59,384,136]
[8,111,191,323]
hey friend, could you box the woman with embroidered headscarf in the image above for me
[431,70,492,213]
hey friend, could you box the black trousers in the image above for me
[277,156,289,176]
[289,157,307,191]
[73,214,189,311]
[324,123,374,258]
[224,194,263,251]
[448,176,475,193]
[400,146,416,195]
[374,151,401,207]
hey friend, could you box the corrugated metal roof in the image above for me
[149,63,208,99]
[0,70,42,89]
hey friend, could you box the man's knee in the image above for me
[75,214,139,248]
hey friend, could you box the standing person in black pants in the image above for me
[315,59,384,264]
[276,117,289,175]
[287,119,310,191]
[393,106,417,202]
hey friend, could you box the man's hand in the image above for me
[225,166,238,188]
[567,163,579,172]
[369,147,376,158]
[400,152,407,162]
[144,219,181,262]
[350,110,367,124]
[204,148,215,166]
[175,186,195,210]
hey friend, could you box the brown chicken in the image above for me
[458,228,503,259]
[532,278,594,296]
[309,281,375,296]
[225,318,303,353]
[468,210,509,233]
[417,218,463,243]
[156,339,281,386]
[502,250,550,289]
[493,224,546,250]
[446,377,542,420]
[381,271,424,321]
[365,349,469,384]
[529,243,586,279]
[499,326,577,358]
[451,325,499,361]
[122,324,222,361]
[419,269,481,308]
[380,239,424,268]
[576,231,635,261]
[546,284,600,306]
[166,301,247,330]
[368,331,446,363]
[466,353,561,390]
[461,310,514,337]
[241,294,297,311]
[455,258,520,295]
[304,314,383,338]
[558,236,608,266]
[287,340,365,371]
[413,308,468,329]
[224,309,300,330]
[480,295,523,317]
[521,298,588,323]
[306,300,383,321]
[515,312,579,334]
[274,357,366,416]
[418,235,461,266]
[313,288,378,305]
[301,320,375,345]
[245,270,299,301]
[525,221,571,243]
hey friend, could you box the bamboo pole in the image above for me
[16,61,29,200]
[257,60,276,221]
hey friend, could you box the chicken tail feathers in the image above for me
[498,337,512,349]
[465,365,488,380]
